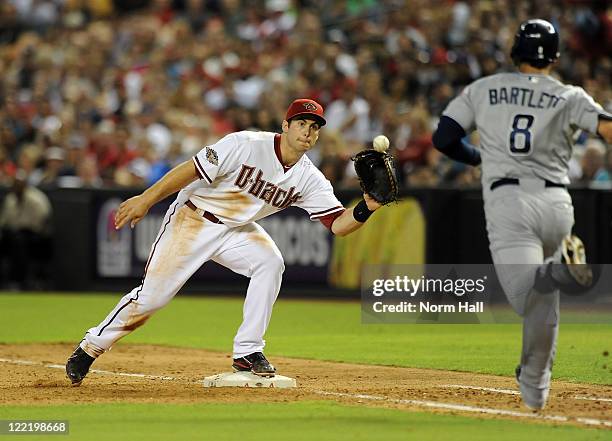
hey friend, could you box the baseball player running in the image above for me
[432,19,612,409]
[66,99,383,385]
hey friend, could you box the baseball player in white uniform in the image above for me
[433,19,612,409]
[66,99,382,385]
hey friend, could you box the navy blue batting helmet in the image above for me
[511,19,560,66]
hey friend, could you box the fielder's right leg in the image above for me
[67,202,227,386]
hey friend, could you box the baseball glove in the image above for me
[352,149,398,205]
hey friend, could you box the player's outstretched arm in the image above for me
[331,194,381,236]
[114,160,198,230]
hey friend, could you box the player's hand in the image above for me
[364,193,382,211]
[114,195,151,230]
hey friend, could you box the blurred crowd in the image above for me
[0,0,611,192]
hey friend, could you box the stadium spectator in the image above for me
[58,133,88,178]
[0,146,17,185]
[325,78,371,150]
[593,147,612,183]
[576,140,606,184]
[0,169,53,289]
[395,107,434,182]
[58,156,104,188]
[29,145,65,186]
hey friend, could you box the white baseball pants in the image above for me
[81,199,284,359]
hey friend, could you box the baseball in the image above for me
[373,135,390,152]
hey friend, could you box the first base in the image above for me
[203,372,296,388]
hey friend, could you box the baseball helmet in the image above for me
[510,19,560,66]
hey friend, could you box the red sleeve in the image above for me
[318,209,345,231]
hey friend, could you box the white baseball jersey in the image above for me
[186,131,344,227]
[443,72,608,186]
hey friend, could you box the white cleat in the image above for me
[560,235,592,287]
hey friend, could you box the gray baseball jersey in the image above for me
[443,72,608,186]
[443,71,611,410]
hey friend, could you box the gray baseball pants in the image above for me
[484,178,573,408]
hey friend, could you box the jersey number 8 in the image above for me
[509,114,534,155]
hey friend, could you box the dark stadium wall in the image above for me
[0,187,608,295]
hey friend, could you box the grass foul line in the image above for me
[573,396,612,403]
[313,390,612,428]
[0,358,179,381]
[441,384,520,395]
[442,383,612,403]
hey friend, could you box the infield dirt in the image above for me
[1,343,610,428]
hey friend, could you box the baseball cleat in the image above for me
[66,347,95,386]
[515,365,521,386]
[519,386,548,411]
[560,235,592,287]
[232,352,276,377]
[515,364,548,410]
[537,234,599,296]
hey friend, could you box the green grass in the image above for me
[1,402,610,441]
[0,293,610,384]
[1,292,610,439]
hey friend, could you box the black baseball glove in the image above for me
[352,149,398,205]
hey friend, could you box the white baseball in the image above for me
[372,135,390,152]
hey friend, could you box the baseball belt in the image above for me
[490,178,566,191]
[185,200,224,224]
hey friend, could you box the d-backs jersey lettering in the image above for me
[181,131,344,228]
